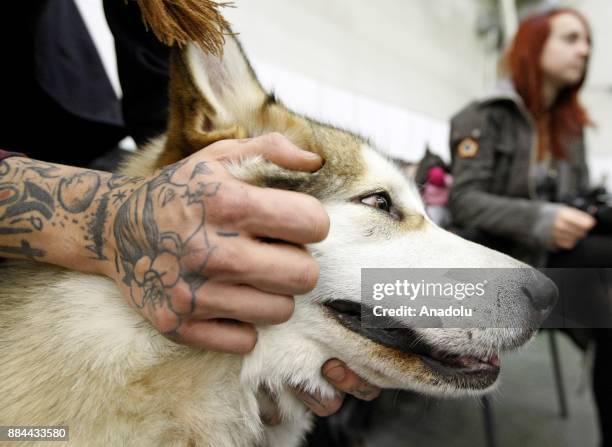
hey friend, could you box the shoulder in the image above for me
[451,99,522,141]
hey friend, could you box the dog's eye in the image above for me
[361,193,391,213]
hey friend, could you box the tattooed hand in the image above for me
[102,133,330,353]
[1,135,380,412]
[0,134,326,354]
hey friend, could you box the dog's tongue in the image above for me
[487,354,501,367]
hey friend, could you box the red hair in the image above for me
[503,8,592,160]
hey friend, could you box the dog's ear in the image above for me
[160,35,268,166]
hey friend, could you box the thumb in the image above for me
[206,133,324,172]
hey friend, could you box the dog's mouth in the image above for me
[323,300,500,384]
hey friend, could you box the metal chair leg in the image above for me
[481,395,498,447]
[548,331,569,418]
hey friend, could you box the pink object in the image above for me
[423,166,453,206]
[422,184,449,206]
[427,166,447,187]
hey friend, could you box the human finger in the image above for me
[322,359,381,401]
[171,319,258,354]
[206,237,320,295]
[561,207,596,231]
[189,282,295,325]
[555,234,577,250]
[237,185,330,244]
[555,219,587,240]
[206,132,324,172]
[558,224,587,240]
[203,181,329,244]
[293,388,344,417]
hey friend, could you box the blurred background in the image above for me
[74,1,610,445]
[77,0,612,188]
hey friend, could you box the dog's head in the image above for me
[131,35,557,412]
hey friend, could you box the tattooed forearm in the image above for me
[0,157,112,263]
[57,172,101,213]
[0,240,45,257]
[85,191,110,260]
[1,154,233,340]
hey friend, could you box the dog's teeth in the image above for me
[487,354,501,367]
[455,356,475,367]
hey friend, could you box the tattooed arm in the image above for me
[0,156,121,269]
[0,133,379,411]
[0,135,326,353]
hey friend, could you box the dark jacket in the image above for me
[449,80,590,266]
[0,0,169,167]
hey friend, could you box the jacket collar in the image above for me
[477,78,534,125]
[477,78,523,105]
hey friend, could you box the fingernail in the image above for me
[303,151,322,160]
[353,385,377,399]
[325,365,346,382]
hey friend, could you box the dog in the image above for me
[0,33,557,447]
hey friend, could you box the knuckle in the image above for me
[235,327,258,354]
[310,203,330,241]
[360,388,381,401]
[280,296,296,321]
[218,292,246,319]
[170,286,194,313]
[295,195,329,242]
[207,246,248,277]
[270,296,295,324]
[321,397,343,416]
[153,308,180,334]
[211,184,251,226]
[293,258,320,293]
[264,132,289,149]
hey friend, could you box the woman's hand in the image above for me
[552,206,596,249]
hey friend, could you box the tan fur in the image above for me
[162,50,249,166]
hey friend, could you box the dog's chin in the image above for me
[323,300,502,391]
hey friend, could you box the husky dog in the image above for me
[0,34,557,447]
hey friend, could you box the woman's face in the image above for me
[540,13,591,88]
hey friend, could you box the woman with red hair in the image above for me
[449,8,611,446]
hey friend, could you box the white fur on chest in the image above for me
[0,265,314,447]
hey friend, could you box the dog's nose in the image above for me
[521,269,558,320]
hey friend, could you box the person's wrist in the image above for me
[76,174,124,279]
[97,199,120,280]
[93,174,146,281]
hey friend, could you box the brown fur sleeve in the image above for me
[134,0,230,55]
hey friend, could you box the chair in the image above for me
[480,330,569,447]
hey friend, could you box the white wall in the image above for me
[76,0,612,186]
[223,0,497,121]
[576,0,612,187]
[222,0,497,161]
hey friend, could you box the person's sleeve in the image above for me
[103,0,170,147]
[448,105,560,250]
[0,149,26,262]
[0,149,25,161]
